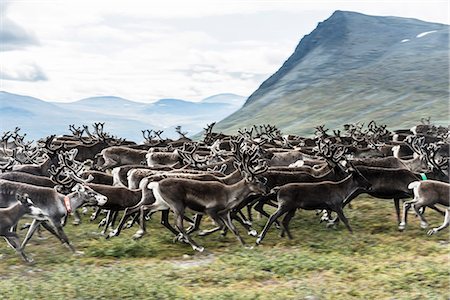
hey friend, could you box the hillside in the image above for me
[215,11,449,135]
[0,92,246,141]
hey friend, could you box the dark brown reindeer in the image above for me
[256,163,372,244]
[0,193,48,263]
[139,142,268,252]
[250,139,349,222]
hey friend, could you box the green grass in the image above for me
[0,196,448,299]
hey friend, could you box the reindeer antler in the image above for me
[175,126,188,139]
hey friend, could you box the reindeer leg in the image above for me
[428,208,450,235]
[100,210,113,235]
[90,207,101,221]
[399,200,416,230]
[72,209,82,225]
[186,214,202,234]
[132,206,147,240]
[254,196,281,228]
[280,209,296,239]
[394,198,401,224]
[220,211,245,246]
[334,207,353,233]
[246,204,253,223]
[428,204,446,216]
[109,210,119,228]
[174,210,203,252]
[127,212,139,228]
[4,233,33,263]
[107,207,139,239]
[52,223,76,252]
[256,205,289,245]
[199,210,226,237]
[238,210,252,226]
[20,219,42,250]
[413,204,429,229]
[231,211,257,237]
[160,209,179,236]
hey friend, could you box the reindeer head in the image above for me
[71,184,108,206]
[16,193,48,220]
[232,137,268,194]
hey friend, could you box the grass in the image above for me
[0,196,448,299]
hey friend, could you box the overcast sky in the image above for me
[1,0,448,103]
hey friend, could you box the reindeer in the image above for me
[0,179,107,252]
[0,193,48,263]
[399,180,449,235]
[0,171,55,188]
[99,146,148,170]
[255,164,372,244]
[137,141,268,251]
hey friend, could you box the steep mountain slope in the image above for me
[0,92,246,141]
[215,11,449,135]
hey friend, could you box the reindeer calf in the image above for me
[399,180,449,235]
[0,194,47,263]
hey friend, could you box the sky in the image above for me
[1,0,449,103]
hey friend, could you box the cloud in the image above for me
[1,1,448,103]
[0,1,39,51]
[1,63,48,82]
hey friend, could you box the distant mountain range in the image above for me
[215,11,449,135]
[0,92,246,141]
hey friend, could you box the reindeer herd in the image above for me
[0,119,448,263]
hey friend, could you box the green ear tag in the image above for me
[420,173,427,180]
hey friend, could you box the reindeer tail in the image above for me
[408,181,420,190]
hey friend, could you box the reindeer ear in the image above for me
[25,196,34,206]
[54,185,64,193]
[16,194,25,204]
[71,183,85,192]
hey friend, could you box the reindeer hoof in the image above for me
[193,246,204,252]
[326,222,337,229]
[72,220,81,226]
[125,221,134,229]
[132,234,142,240]
[243,220,252,226]
[24,256,35,264]
[420,221,429,229]
[106,230,117,239]
[427,229,437,236]
[197,231,207,237]
[248,229,258,237]
[320,215,329,223]
[132,230,144,240]
[398,223,406,231]
[255,237,262,245]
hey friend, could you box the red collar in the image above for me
[64,196,72,214]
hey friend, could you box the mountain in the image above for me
[0,91,246,141]
[202,93,247,107]
[215,11,449,136]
